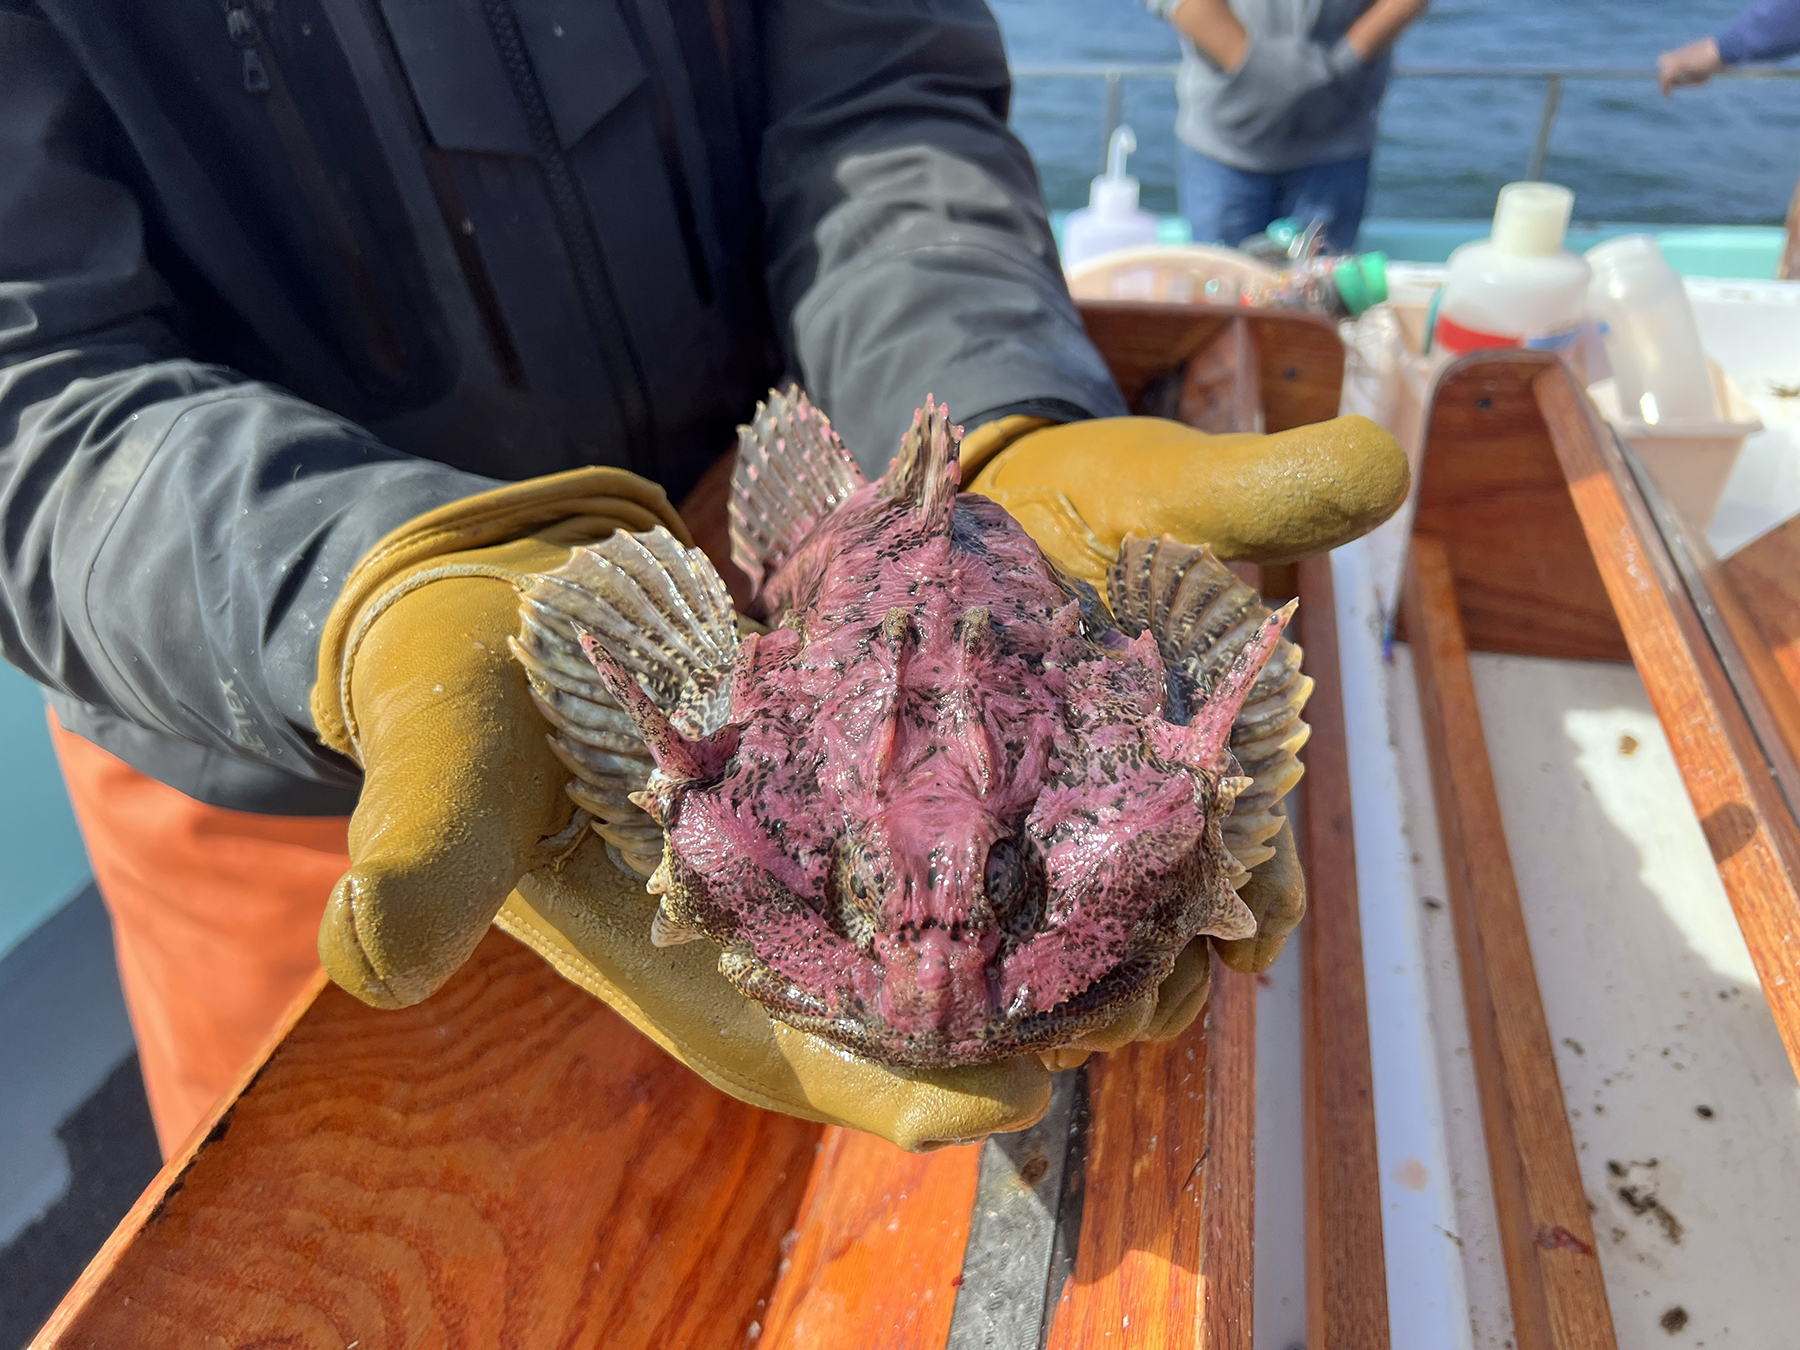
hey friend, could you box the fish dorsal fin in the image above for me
[882,395,961,528]
[1108,535,1313,884]
[729,385,866,599]
[510,526,740,878]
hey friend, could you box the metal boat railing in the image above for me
[1011,63,1800,181]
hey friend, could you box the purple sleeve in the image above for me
[1717,0,1800,65]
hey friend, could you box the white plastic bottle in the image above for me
[1061,126,1159,270]
[1585,235,1718,424]
[1431,182,1591,358]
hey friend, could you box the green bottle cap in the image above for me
[1265,217,1303,248]
[1332,251,1390,316]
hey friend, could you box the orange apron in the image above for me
[49,712,351,1156]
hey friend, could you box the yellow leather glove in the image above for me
[963,413,1407,1038]
[311,468,1049,1151]
[965,413,1409,586]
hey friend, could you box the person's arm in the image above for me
[1661,0,1800,94]
[1658,38,1723,94]
[1162,0,1425,73]
[1166,0,1250,72]
[0,7,498,785]
[757,0,1127,476]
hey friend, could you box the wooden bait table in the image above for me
[31,304,1393,1350]
[1396,350,1800,1350]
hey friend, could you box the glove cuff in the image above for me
[960,414,1057,480]
[312,466,688,758]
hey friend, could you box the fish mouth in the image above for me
[716,944,1176,1068]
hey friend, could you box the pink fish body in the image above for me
[512,389,1310,1067]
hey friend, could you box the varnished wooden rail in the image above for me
[1076,301,1346,431]
[1044,962,1256,1348]
[759,1129,981,1347]
[34,931,823,1350]
[1533,364,1800,1085]
[1397,349,1800,1348]
[1297,554,1392,1350]
[1402,536,1618,1350]
[1401,351,1800,1088]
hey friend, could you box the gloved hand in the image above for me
[310,468,1050,1151]
[964,413,1408,586]
[962,413,1406,1039]
[1210,34,1366,146]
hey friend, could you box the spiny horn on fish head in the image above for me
[1189,599,1296,769]
[882,395,961,529]
[1149,600,1296,773]
[575,628,730,784]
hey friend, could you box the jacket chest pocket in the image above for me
[374,0,738,458]
[377,0,647,156]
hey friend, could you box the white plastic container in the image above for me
[1587,359,1763,527]
[1431,182,1591,357]
[1061,126,1158,271]
[1586,235,1718,425]
[1063,243,1275,302]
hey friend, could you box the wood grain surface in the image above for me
[1198,964,1257,1349]
[1044,956,1254,1350]
[1076,301,1345,431]
[1296,554,1392,1350]
[1403,357,1630,662]
[1718,513,1800,765]
[756,1131,980,1349]
[1534,362,1800,1091]
[37,930,821,1350]
[1402,534,1619,1350]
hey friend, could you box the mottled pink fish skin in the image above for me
[655,430,1240,1064]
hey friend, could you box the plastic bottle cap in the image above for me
[1585,233,1667,278]
[1332,251,1389,316]
[1490,182,1575,256]
[1089,125,1141,216]
[1266,217,1302,249]
[1091,174,1140,216]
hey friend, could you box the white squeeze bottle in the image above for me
[1431,182,1591,358]
[1062,126,1158,270]
[1585,235,1718,424]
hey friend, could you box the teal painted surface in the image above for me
[1356,219,1785,278]
[1052,212,1785,280]
[0,663,91,961]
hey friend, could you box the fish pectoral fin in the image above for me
[1110,534,1312,820]
[515,525,741,852]
[729,385,866,596]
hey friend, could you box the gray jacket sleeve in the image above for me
[759,0,1128,474]
[0,9,497,787]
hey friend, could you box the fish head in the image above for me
[626,562,1284,1067]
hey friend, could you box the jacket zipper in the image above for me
[476,0,655,472]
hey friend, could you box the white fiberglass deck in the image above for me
[1319,523,1800,1348]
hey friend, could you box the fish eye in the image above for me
[983,836,1045,939]
[984,838,1023,904]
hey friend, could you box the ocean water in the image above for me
[992,0,1800,225]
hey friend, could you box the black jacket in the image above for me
[0,0,1124,814]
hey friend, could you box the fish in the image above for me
[509,388,1311,1067]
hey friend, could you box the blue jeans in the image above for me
[1178,146,1371,253]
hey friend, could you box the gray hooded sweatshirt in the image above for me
[1145,0,1394,173]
